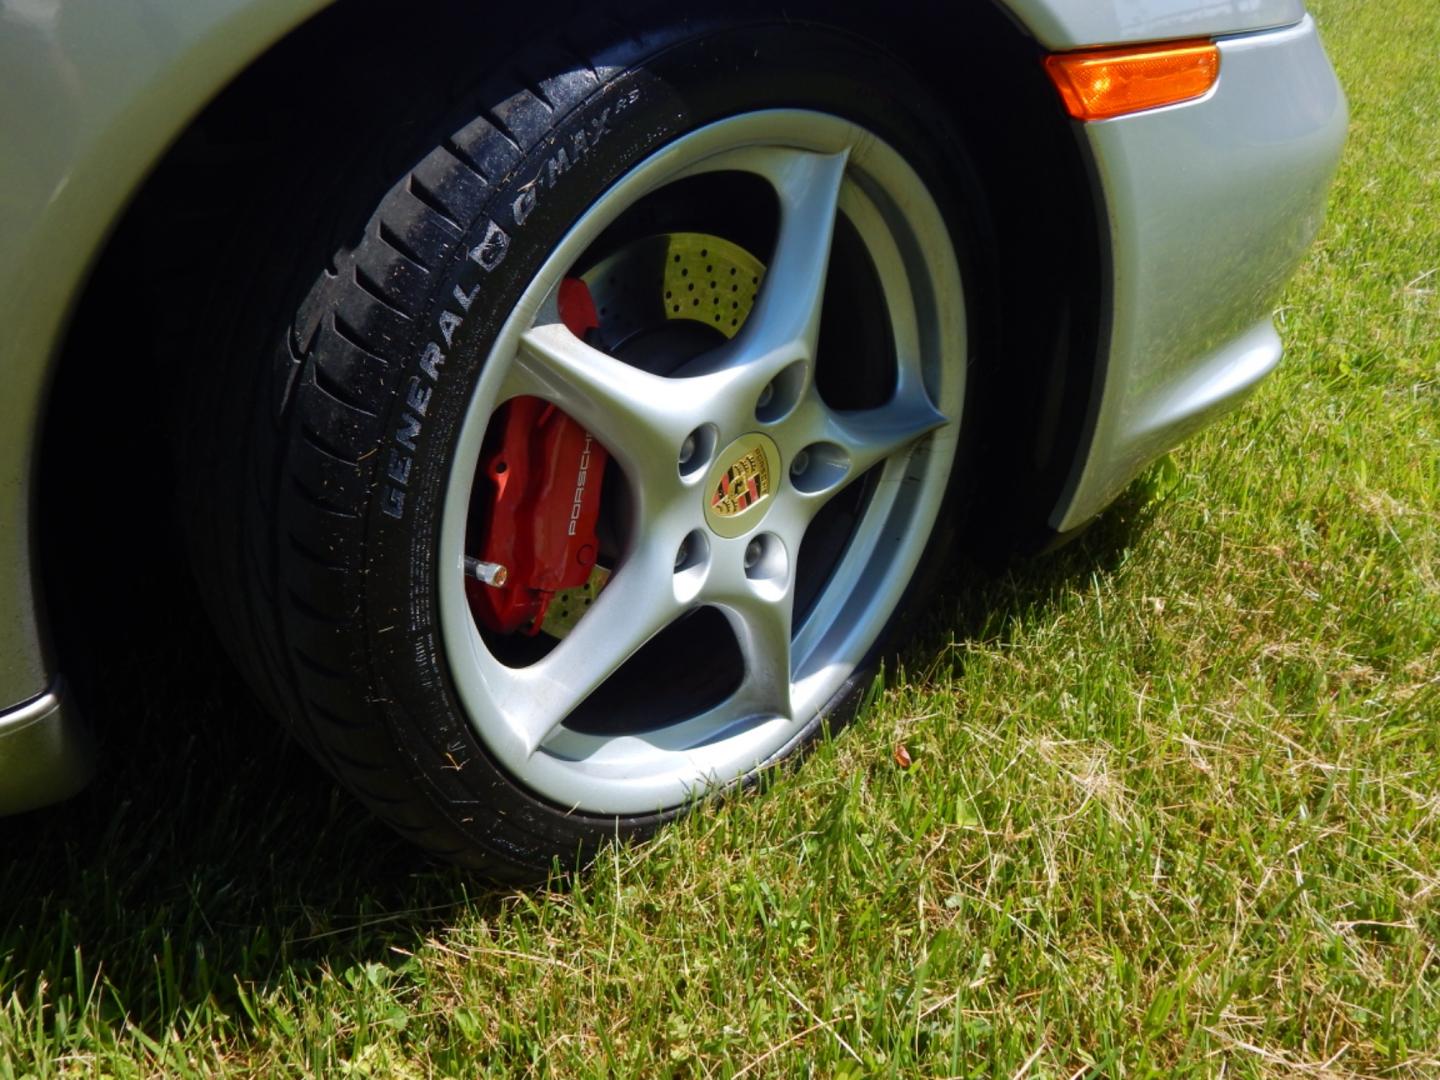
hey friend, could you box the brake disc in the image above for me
[582,231,765,350]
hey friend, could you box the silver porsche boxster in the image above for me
[0,0,1345,878]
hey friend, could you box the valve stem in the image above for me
[465,557,509,588]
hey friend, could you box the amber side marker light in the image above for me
[1045,40,1220,121]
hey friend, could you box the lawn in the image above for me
[3,0,1437,1075]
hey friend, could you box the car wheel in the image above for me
[182,9,979,880]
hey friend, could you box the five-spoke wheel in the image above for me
[439,111,965,814]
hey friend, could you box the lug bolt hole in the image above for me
[743,533,787,590]
[755,361,806,424]
[674,530,710,602]
[788,442,849,495]
[676,530,709,572]
[678,424,718,480]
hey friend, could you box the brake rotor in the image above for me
[581,232,765,350]
[537,233,766,639]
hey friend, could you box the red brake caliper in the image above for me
[466,279,609,635]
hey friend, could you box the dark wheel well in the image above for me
[904,5,1108,554]
[36,0,1102,734]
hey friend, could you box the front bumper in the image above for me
[1052,14,1347,532]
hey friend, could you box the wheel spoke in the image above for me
[743,148,849,361]
[719,592,795,722]
[785,390,949,516]
[678,148,848,393]
[506,323,693,484]
[498,539,685,755]
[828,394,949,478]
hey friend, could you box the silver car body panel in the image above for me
[0,0,331,717]
[0,0,1341,808]
[1052,15,1346,531]
[1000,0,1304,49]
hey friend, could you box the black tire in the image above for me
[178,4,985,881]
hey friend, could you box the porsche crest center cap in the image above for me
[703,433,782,539]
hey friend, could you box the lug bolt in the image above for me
[464,557,509,588]
[756,381,775,410]
[744,538,763,570]
[675,537,690,570]
[790,449,810,477]
[678,434,697,468]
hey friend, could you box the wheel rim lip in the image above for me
[437,109,966,816]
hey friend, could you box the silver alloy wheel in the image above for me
[438,110,965,815]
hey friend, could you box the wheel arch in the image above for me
[879,1,1110,555]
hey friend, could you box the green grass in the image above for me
[3,1,1437,1075]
